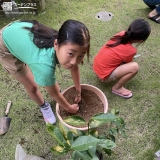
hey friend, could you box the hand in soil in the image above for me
[67,104,79,113]
[60,88,104,127]
[74,95,81,104]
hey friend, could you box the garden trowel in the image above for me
[0,101,12,135]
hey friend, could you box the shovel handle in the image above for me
[5,101,12,115]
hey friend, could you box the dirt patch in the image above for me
[59,87,104,127]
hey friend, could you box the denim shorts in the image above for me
[0,22,29,78]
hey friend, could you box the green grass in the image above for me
[0,0,160,159]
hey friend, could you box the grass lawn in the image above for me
[0,0,160,159]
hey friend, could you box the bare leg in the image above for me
[112,62,138,95]
[12,69,44,105]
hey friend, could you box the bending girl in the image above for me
[0,19,90,124]
[93,18,151,98]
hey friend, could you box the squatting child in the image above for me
[93,18,151,98]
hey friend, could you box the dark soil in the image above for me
[59,87,104,127]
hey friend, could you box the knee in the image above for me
[131,62,139,74]
[26,85,39,93]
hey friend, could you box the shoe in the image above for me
[147,14,160,24]
[40,102,56,124]
[112,90,132,99]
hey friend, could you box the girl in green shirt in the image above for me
[0,19,90,124]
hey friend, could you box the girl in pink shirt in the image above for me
[93,18,151,98]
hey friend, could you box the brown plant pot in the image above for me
[56,84,108,131]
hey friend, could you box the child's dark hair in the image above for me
[20,19,58,48]
[107,18,151,47]
[57,20,90,60]
[20,19,90,59]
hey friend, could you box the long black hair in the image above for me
[20,20,58,48]
[107,18,151,47]
[20,19,90,59]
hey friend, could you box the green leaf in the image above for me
[115,110,120,115]
[103,148,112,156]
[72,151,92,160]
[69,151,78,160]
[104,148,116,156]
[46,123,67,146]
[64,115,86,126]
[70,129,85,137]
[98,135,107,139]
[58,122,70,139]
[92,113,117,122]
[89,130,98,137]
[109,135,115,142]
[89,119,105,128]
[96,145,103,154]
[112,118,120,125]
[118,117,125,124]
[110,128,118,134]
[50,145,69,155]
[67,131,74,145]
[71,136,100,151]
[98,139,116,149]
[88,146,99,160]
[120,129,127,138]
[111,109,120,115]
[111,109,116,115]
[58,122,74,145]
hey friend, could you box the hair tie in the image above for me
[66,31,69,41]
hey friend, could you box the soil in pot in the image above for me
[59,87,104,127]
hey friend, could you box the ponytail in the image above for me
[20,20,58,48]
[106,31,132,47]
[106,18,151,48]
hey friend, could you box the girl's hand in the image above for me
[74,90,81,103]
[67,104,79,113]
[74,94,81,103]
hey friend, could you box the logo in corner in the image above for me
[1,2,12,12]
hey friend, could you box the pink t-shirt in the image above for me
[93,31,137,80]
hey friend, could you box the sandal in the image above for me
[112,90,132,99]
[147,14,160,24]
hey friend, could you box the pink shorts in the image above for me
[0,22,29,78]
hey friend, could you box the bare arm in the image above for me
[70,65,81,103]
[45,82,79,113]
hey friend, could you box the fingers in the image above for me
[67,104,79,113]
[74,95,81,103]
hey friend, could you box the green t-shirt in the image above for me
[2,21,57,86]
